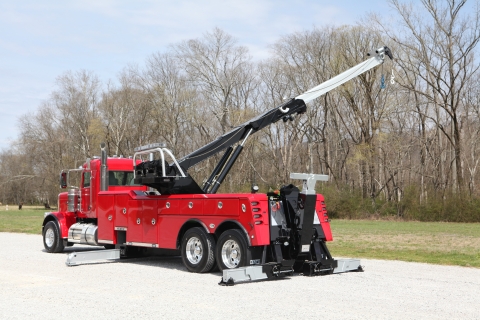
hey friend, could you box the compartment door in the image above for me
[143,199,158,244]
[126,199,143,243]
[115,194,129,228]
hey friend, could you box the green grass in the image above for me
[0,206,47,234]
[1,207,479,268]
[328,220,480,268]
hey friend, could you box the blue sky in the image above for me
[0,0,392,151]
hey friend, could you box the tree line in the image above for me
[1,0,480,222]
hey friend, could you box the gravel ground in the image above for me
[0,232,479,320]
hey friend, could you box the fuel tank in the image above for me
[67,223,98,245]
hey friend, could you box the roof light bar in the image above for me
[134,143,167,153]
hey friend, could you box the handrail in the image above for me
[133,147,186,179]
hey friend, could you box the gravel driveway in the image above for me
[0,232,478,319]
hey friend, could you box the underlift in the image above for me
[219,173,363,286]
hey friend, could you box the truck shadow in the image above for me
[119,255,197,273]
[41,245,106,254]
[119,257,294,285]
[51,245,221,275]
[47,247,295,281]
[119,255,226,276]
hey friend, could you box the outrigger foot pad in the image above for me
[333,259,362,274]
[65,249,120,266]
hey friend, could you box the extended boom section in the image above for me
[178,98,307,170]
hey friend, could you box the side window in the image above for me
[126,172,137,185]
[108,171,139,186]
[83,172,91,188]
[109,171,119,186]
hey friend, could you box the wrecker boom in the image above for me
[136,46,392,194]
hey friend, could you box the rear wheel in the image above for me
[43,221,65,253]
[181,227,216,273]
[216,229,248,271]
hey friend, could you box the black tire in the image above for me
[215,229,248,271]
[43,221,65,253]
[181,227,216,273]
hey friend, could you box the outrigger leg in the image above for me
[219,259,363,286]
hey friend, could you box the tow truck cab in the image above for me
[57,157,147,217]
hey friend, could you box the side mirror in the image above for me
[60,172,67,189]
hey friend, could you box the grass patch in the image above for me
[318,184,480,222]
[1,207,479,268]
[328,220,480,268]
[0,206,49,234]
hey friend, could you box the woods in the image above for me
[1,0,479,222]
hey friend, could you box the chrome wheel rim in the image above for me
[185,237,203,265]
[221,239,241,268]
[45,228,55,247]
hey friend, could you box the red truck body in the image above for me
[45,157,333,253]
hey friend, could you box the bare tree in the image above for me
[174,27,254,133]
[53,70,102,158]
[379,0,480,193]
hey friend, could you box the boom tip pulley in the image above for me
[367,46,393,60]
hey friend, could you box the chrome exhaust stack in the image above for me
[67,188,80,212]
[100,142,108,191]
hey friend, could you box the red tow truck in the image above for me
[42,47,392,284]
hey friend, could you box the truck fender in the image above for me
[214,220,251,246]
[42,212,75,239]
[176,219,211,249]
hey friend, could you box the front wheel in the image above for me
[181,227,216,273]
[43,221,65,253]
[215,229,248,271]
